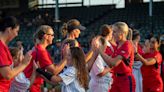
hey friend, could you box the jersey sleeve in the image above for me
[59,67,76,85]
[0,48,11,67]
[154,52,162,64]
[37,50,53,68]
[138,44,144,55]
[105,46,113,56]
[117,42,132,59]
[92,54,105,75]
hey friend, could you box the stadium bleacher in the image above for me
[8,2,164,52]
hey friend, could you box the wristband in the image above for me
[135,52,138,56]
[36,68,53,81]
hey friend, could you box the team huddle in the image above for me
[0,16,163,92]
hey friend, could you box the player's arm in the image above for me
[99,49,122,68]
[0,51,32,80]
[135,53,156,66]
[45,44,69,75]
[45,58,67,75]
[85,49,93,63]
[36,68,62,83]
[97,67,111,77]
[87,52,98,71]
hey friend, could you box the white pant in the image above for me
[89,79,111,92]
[132,61,143,92]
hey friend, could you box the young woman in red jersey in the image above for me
[24,25,68,92]
[160,36,164,92]
[134,36,163,92]
[132,29,143,92]
[0,16,32,92]
[92,22,136,92]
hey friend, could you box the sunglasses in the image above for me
[45,33,54,37]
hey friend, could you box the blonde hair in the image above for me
[113,22,129,37]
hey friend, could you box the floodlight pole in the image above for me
[55,0,59,21]
[42,0,44,8]
[54,0,61,39]
[149,0,153,17]
[82,0,84,6]
[149,0,153,33]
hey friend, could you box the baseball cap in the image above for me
[67,19,86,32]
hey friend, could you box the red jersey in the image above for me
[141,51,163,92]
[24,44,53,92]
[141,51,162,78]
[109,41,136,92]
[0,40,13,92]
[134,44,144,61]
[105,42,116,56]
[138,44,144,55]
[112,41,134,74]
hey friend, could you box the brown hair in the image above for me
[34,25,52,40]
[60,19,81,37]
[132,29,140,40]
[62,39,79,48]
[100,24,112,37]
[70,47,89,90]
[0,16,19,32]
[9,47,20,58]
[99,36,106,46]
[60,23,68,38]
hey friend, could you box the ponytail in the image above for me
[127,28,133,41]
[60,23,68,38]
